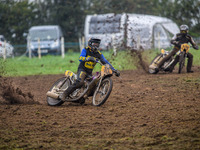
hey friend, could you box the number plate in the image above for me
[65,70,73,77]
[41,49,48,53]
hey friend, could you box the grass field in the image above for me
[1,48,200,77]
[1,50,137,77]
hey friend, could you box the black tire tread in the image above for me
[178,52,185,74]
[92,77,113,106]
[47,77,68,106]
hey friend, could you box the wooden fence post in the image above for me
[38,38,41,59]
[112,35,117,56]
[3,40,6,60]
[61,37,65,58]
[158,32,160,52]
[137,35,141,50]
[28,36,32,58]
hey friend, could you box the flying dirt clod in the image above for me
[0,77,37,104]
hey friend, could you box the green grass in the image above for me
[1,47,200,77]
[1,51,136,77]
[2,53,80,76]
[190,48,200,65]
[143,47,200,66]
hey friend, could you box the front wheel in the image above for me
[92,77,113,106]
[178,52,185,74]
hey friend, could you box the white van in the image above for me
[84,13,179,50]
[27,25,63,56]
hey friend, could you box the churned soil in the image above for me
[0,67,200,149]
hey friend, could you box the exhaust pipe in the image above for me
[46,91,59,99]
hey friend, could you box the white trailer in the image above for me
[84,13,179,50]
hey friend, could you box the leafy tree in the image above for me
[86,0,156,14]
[0,0,38,44]
[150,0,200,36]
[0,0,199,46]
[34,0,87,42]
[173,0,200,36]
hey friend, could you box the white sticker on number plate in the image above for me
[41,50,48,53]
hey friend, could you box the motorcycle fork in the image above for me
[83,77,101,99]
[94,76,104,95]
[164,58,174,69]
[183,54,187,66]
[57,77,70,89]
[179,52,186,65]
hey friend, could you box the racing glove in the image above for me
[114,70,120,77]
[193,45,199,50]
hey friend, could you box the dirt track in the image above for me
[0,67,200,149]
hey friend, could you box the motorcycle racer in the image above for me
[156,24,199,73]
[60,37,120,102]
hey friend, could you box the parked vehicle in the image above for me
[84,13,179,50]
[0,35,14,57]
[46,60,119,106]
[27,25,63,56]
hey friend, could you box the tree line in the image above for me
[0,0,199,45]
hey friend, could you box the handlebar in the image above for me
[86,58,120,77]
[95,59,103,66]
[86,58,103,65]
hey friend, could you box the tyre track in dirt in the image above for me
[0,68,200,149]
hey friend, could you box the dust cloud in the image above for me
[0,77,38,104]
[130,49,149,73]
[0,61,38,104]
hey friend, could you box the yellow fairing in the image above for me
[181,43,190,53]
[85,62,96,69]
[65,70,73,77]
[101,65,113,76]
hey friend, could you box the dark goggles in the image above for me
[181,30,187,34]
[91,43,100,48]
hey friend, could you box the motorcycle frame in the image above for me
[65,62,113,102]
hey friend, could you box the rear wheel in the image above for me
[178,52,185,74]
[149,54,162,74]
[92,77,113,106]
[47,77,71,106]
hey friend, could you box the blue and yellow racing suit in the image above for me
[78,47,115,74]
[62,47,116,99]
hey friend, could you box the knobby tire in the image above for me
[92,77,113,106]
[178,52,185,74]
[47,77,70,106]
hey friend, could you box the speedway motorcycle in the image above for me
[149,49,175,74]
[178,43,190,73]
[46,61,118,106]
[149,43,191,74]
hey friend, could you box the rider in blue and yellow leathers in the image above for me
[60,38,120,102]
